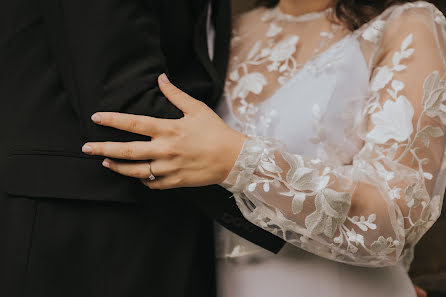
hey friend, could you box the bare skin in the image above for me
[278,0,333,16]
[82,74,246,189]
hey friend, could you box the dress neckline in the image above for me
[262,6,333,23]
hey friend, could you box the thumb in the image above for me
[158,74,201,114]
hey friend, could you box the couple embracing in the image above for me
[1,0,445,297]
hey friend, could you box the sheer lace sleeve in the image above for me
[221,3,446,267]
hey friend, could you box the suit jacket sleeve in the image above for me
[40,0,182,143]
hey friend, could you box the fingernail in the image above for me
[102,160,110,168]
[160,73,170,84]
[82,145,93,154]
[91,113,101,123]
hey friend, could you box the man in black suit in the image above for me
[0,0,284,296]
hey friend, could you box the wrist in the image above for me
[217,129,248,184]
[220,137,271,192]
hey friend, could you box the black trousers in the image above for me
[0,192,216,297]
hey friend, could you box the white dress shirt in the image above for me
[206,2,216,61]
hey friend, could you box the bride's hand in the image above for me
[82,74,247,189]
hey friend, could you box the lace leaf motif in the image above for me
[226,10,340,133]
[223,25,446,266]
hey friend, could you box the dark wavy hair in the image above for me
[256,0,429,30]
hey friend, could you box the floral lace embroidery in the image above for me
[226,8,344,134]
[222,2,446,268]
[362,20,387,44]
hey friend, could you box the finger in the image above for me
[104,159,179,178]
[82,141,164,160]
[91,112,171,137]
[158,74,203,114]
[150,159,179,176]
[140,175,185,190]
[103,160,153,179]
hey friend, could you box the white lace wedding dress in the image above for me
[215,2,446,297]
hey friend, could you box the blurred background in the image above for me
[231,0,446,296]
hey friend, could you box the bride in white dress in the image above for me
[83,0,446,296]
[214,1,446,296]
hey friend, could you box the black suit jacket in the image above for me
[0,0,285,296]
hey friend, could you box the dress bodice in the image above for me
[219,34,368,163]
[216,1,446,270]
